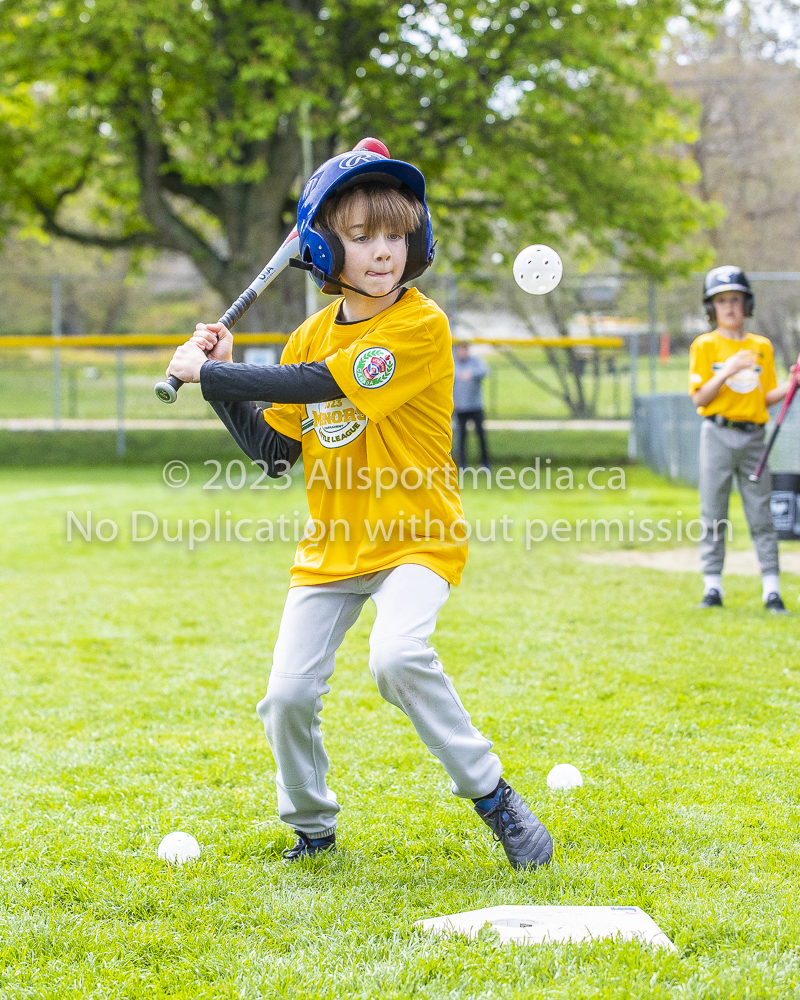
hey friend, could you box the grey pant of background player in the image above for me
[256,563,502,837]
[698,419,779,576]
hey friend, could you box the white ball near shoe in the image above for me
[546,763,583,790]
[157,831,202,864]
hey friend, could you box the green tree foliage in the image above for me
[0,0,720,329]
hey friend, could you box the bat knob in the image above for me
[154,375,183,404]
[354,137,390,159]
[748,474,759,482]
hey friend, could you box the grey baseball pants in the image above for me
[698,419,779,576]
[256,563,503,836]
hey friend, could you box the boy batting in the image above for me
[690,266,795,613]
[165,146,554,868]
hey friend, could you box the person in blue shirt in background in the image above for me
[453,341,491,471]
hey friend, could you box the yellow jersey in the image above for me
[688,330,777,424]
[264,287,467,587]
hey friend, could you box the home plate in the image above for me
[417,905,676,951]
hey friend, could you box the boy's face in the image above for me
[712,290,745,330]
[338,205,408,299]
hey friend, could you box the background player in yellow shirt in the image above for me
[166,146,553,869]
[689,266,795,612]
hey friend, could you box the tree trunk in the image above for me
[217,131,307,335]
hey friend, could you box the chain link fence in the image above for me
[3,266,800,456]
[632,394,800,486]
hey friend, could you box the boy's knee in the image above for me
[257,674,310,726]
[369,637,433,689]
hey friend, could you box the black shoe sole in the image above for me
[281,844,336,864]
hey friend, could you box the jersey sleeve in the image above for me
[262,335,303,441]
[688,337,711,396]
[760,341,778,395]
[325,310,441,423]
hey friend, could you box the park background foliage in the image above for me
[0,0,721,330]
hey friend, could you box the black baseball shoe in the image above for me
[281,831,336,863]
[764,592,789,614]
[473,779,553,870]
[697,588,723,608]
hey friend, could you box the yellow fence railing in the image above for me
[0,333,289,349]
[465,337,624,348]
[0,334,624,350]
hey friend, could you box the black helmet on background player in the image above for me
[703,265,754,323]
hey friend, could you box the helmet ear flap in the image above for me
[402,218,432,284]
[307,225,346,295]
[744,293,754,318]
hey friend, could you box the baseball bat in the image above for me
[748,350,800,482]
[154,229,300,403]
[154,137,391,404]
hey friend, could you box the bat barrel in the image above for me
[155,230,298,403]
[749,378,799,480]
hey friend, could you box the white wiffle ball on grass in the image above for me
[157,831,202,864]
[546,763,583,790]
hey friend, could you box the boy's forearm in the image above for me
[209,400,302,477]
[765,380,792,408]
[201,360,342,404]
[692,372,727,408]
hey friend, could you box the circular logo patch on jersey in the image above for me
[353,347,395,389]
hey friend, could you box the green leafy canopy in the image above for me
[0,0,722,322]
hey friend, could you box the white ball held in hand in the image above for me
[547,763,583,790]
[513,245,563,294]
[158,831,202,864]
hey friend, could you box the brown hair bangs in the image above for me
[316,182,424,239]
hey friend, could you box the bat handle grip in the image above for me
[219,288,257,331]
[154,288,258,403]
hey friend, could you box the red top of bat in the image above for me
[353,137,390,158]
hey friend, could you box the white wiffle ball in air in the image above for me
[157,831,202,864]
[546,763,583,790]
[513,244,563,295]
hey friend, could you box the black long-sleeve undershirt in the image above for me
[201,359,344,479]
[200,359,342,405]
[208,400,302,478]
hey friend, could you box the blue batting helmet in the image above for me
[296,148,435,295]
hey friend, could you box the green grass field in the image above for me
[2,459,800,999]
[0,427,631,467]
